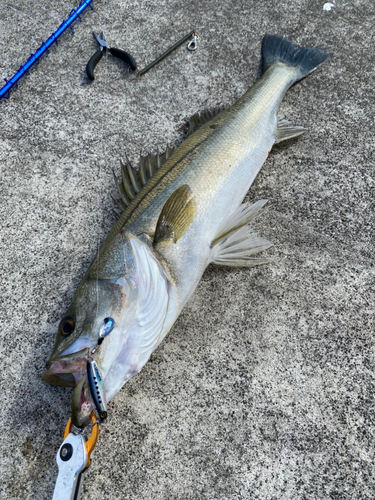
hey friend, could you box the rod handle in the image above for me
[86,49,103,80]
[109,48,137,71]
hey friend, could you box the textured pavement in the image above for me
[0,0,374,499]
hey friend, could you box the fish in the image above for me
[42,35,329,428]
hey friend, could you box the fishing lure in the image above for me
[87,360,107,422]
[86,317,114,421]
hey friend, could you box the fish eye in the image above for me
[99,317,115,338]
[59,317,75,336]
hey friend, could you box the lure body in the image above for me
[87,361,107,421]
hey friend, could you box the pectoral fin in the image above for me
[275,116,307,144]
[154,185,195,246]
[210,200,272,267]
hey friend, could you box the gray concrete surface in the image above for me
[0,0,374,498]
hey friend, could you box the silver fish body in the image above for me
[42,35,329,427]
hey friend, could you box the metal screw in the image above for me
[60,443,73,461]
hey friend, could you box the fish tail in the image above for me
[261,34,329,82]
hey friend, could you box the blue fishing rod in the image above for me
[0,0,93,101]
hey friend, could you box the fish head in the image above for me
[42,275,138,387]
[42,234,142,428]
[42,230,170,427]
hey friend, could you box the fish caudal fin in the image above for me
[261,34,329,82]
[210,200,272,267]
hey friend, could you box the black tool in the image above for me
[138,30,197,76]
[86,31,137,81]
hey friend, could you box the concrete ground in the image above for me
[0,0,374,498]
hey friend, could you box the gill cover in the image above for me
[103,231,175,401]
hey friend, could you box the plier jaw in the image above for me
[93,30,109,51]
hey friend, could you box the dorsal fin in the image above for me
[113,106,228,213]
[185,106,229,136]
[113,146,176,212]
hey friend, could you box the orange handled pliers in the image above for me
[51,413,99,500]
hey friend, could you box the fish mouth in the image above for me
[42,349,89,387]
[42,348,98,429]
[71,373,95,428]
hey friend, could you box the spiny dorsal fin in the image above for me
[154,185,195,246]
[185,106,228,136]
[210,200,272,267]
[113,146,176,212]
[275,116,307,144]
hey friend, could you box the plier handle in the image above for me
[52,413,99,500]
[86,30,137,80]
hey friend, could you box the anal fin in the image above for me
[275,116,307,144]
[154,185,195,246]
[210,200,272,267]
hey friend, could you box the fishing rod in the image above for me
[0,0,93,101]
